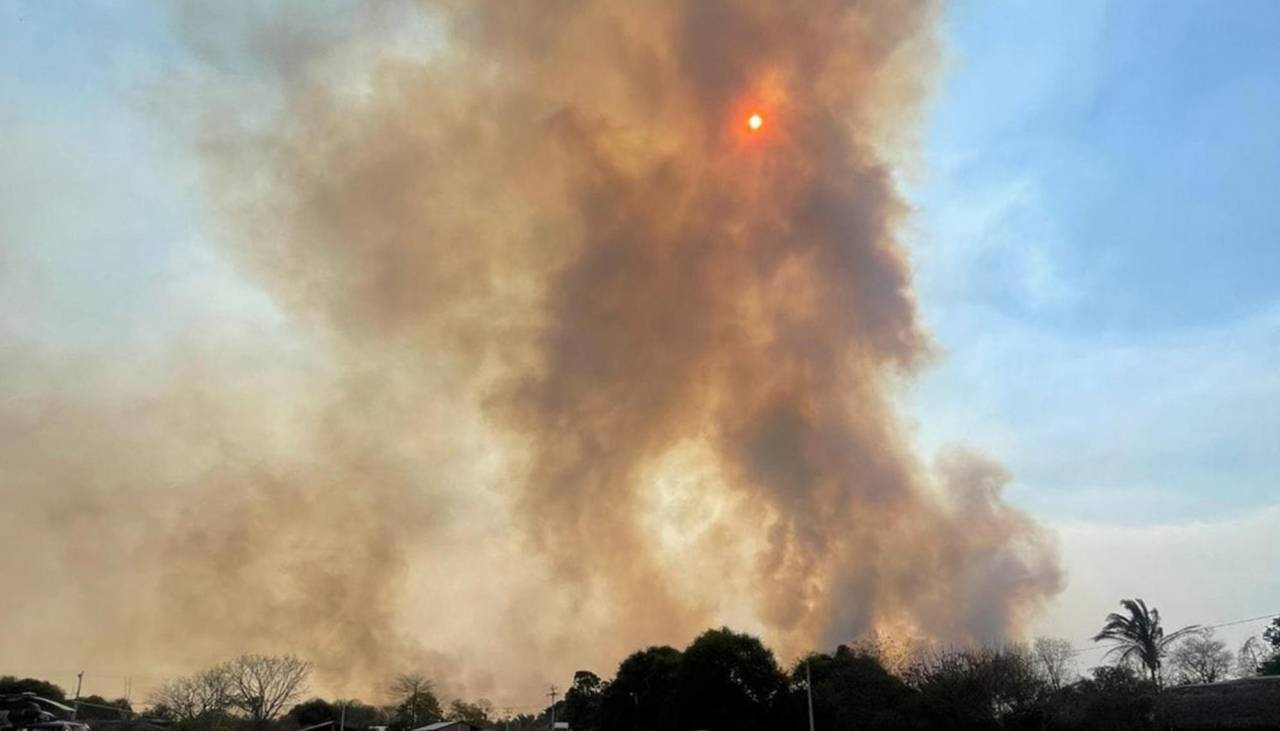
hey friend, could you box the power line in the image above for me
[1071,611,1279,655]
[14,611,1280,717]
[1205,612,1280,631]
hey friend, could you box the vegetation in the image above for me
[1261,617,1280,675]
[9,603,1278,731]
[1167,629,1232,685]
[0,677,67,702]
[1091,598,1198,686]
[387,673,442,729]
[446,699,494,727]
[1031,637,1076,692]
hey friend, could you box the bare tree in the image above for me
[388,672,442,726]
[220,654,311,726]
[1032,637,1076,691]
[1235,636,1275,678]
[1168,629,1232,685]
[148,667,231,721]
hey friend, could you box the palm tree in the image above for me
[1093,598,1199,687]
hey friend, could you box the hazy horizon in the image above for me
[2,0,1276,711]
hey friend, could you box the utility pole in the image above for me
[72,672,83,721]
[339,701,346,731]
[806,659,816,731]
[546,686,557,731]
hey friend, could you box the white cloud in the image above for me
[909,301,1280,522]
[1034,504,1280,663]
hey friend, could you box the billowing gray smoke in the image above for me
[0,0,1061,703]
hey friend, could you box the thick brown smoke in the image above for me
[0,0,1061,702]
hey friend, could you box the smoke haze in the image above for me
[0,0,1061,703]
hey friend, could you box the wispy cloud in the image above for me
[1037,504,1280,655]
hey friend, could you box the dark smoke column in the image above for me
[463,0,1065,651]
[196,0,1064,676]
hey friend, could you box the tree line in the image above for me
[4,600,1277,731]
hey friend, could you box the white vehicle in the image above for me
[0,694,91,731]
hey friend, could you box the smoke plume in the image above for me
[0,0,1061,702]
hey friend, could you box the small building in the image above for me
[85,722,169,731]
[1160,676,1280,729]
[298,723,362,731]
[411,722,491,731]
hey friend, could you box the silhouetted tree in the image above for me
[287,698,336,727]
[1260,617,1280,676]
[149,668,232,722]
[387,673,442,728]
[447,698,493,727]
[563,671,605,731]
[906,645,1045,728]
[1045,665,1157,731]
[1264,617,1280,649]
[599,646,682,731]
[789,645,915,731]
[336,700,386,729]
[73,695,131,721]
[221,654,311,727]
[1092,599,1198,686]
[1168,629,1232,684]
[0,677,66,702]
[1033,637,1077,691]
[667,628,786,731]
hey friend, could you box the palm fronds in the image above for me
[1092,598,1199,685]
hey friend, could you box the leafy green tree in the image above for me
[667,628,787,731]
[1092,599,1198,686]
[1260,618,1280,676]
[1264,617,1280,649]
[599,646,682,731]
[0,677,66,701]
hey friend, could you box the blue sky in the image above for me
[910,0,1280,524]
[2,0,1277,690]
[7,1,1274,524]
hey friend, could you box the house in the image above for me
[298,723,362,731]
[1160,676,1280,729]
[84,722,169,731]
[410,722,492,731]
